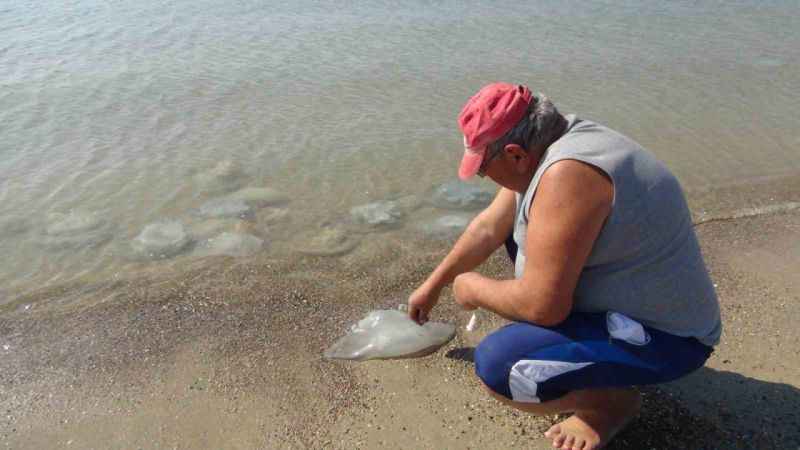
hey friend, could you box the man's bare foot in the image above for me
[544,389,641,450]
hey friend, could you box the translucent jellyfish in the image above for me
[226,187,289,208]
[297,225,359,257]
[43,211,113,250]
[194,232,263,257]
[416,214,471,239]
[131,220,192,259]
[192,161,245,195]
[390,194,422,212]
[46,211,105,235]
[324,309,456,361]
[256,207,289,225]
[350,200,404,228]
[188,218,241,241]
[193,198,253,220]
[0,216,29,236]
[429,181,493,210]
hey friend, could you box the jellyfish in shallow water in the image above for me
[192,160,245,195]
[193,232,263,257]
[46,211,105,235]
[226,187,289,207]
[429,181,493,210]
[324,309,455,361]
[350,200,404,228]
[297,224,359,257]
[416,214,471,239]
[256,207,289,226]
[42,211,113,250]
[131,220,191,259]
[188,218,241,241]
[0,216,29,236]
[193,198,253,219]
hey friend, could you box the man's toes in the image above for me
[552,431,567,448]
[560,434,575,449]
[544,424,562,439]
[583,437,601,450]
[571,437,586,450]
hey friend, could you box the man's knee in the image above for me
[474,338,512,399]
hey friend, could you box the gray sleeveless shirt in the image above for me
[513,115,722,346]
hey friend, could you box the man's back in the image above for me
[513,115,722,346]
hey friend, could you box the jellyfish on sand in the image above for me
[324,309,455,361]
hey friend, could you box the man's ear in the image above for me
[504,143,536,173]
[504,144,527,161]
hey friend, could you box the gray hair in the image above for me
[488,93,566,157]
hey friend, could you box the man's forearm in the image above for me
[424,214,506,291]
[456,272,572,326]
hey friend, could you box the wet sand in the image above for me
[1,174,799,449]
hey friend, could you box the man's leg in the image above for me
[473,313,711,449]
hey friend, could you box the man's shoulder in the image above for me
[541,159,613,196]
[530,159,614,222]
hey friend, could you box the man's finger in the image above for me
[409,305,422,324]
[418,309,429,325]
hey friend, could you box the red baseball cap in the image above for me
[457,83,532,180]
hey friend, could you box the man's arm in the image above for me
[408,187,516,324]
[453,159,613,326]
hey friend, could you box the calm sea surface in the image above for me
[1,0,799,300]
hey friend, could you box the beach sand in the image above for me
[1,174,799,449]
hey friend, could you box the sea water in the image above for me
[1,0,799,302]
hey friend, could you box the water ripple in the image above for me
[1,0,799,293]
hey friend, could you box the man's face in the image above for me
[477,146,502,178]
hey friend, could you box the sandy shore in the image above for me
[1,174,799,449]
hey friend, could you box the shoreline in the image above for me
[3,169,800,312]
[1,171,799,448]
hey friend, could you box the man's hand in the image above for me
[408,283,441,325]
[453,272,479,311]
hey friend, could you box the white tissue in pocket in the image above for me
[606,312,650,346]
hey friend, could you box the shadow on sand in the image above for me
[445,348,799,449]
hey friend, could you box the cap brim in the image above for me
[458,147,485,180]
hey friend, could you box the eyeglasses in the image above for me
[477,146,502,178]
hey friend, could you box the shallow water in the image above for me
[1,0,799,300]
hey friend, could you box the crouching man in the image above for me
[408,83,721,449]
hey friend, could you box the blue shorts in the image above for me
[474,312,713,403]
